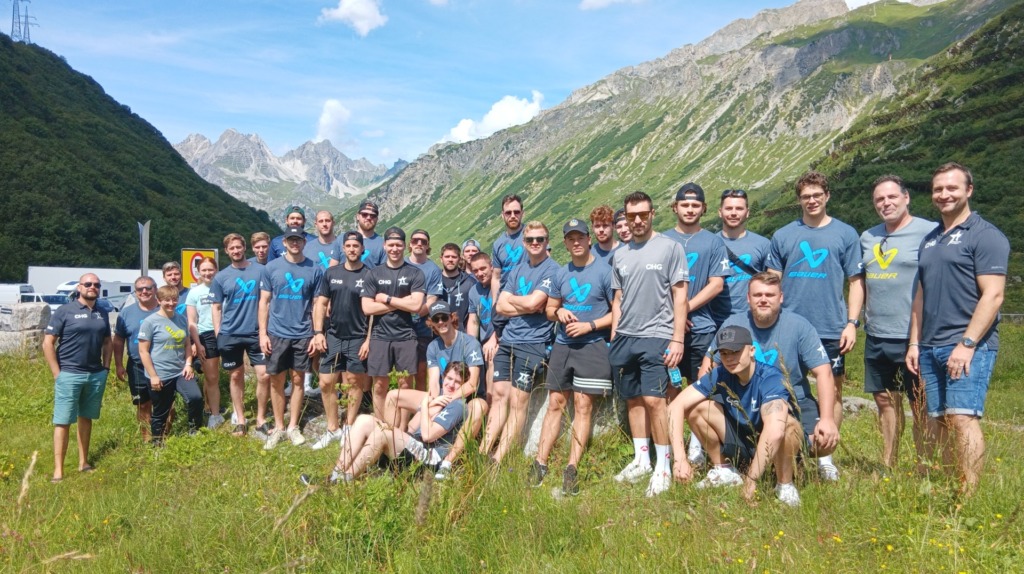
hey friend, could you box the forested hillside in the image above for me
[0,35,280,282]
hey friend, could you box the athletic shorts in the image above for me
[416,337,432,364]
[546,341,612,396]
[198,330,220,359]
[713,396,806,467]
[320,334,368,375]
[788,394,823,448]
[367,339,419,377]
[677,330,714,387]
[126,357,150,405]
[218,333,265,370]
[920,342,996,419]
[53,370,108,425]
[820,338,844,376]
[493,342,547,392]
[608,335,671,399]
[265,335,312,375]
[863,335,919,401]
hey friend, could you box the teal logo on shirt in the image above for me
[568,277,591,303]
[285,273,305,292]
[753,341,778,366]
[794,241,828,269]
[517,277,532,296]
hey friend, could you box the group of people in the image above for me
[44,162,1008,505]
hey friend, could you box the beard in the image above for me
[752,306,777,325]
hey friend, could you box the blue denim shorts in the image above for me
[920,343,996,418]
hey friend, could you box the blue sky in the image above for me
[24,0,872,165]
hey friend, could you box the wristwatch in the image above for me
[847,319,860,328]
[959,337,977,349]
[314,330,324,335]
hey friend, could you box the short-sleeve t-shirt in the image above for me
[303,238,338,271]
[361,233,386,269]
[441,271,476,331]
[662,228,732,333]
[209,262,264,337]
[492,229,525,287]
[860,217,936,339]
[185,283,217,334]
[362,261,427,341]
[549,257,613,345]
[467,281,496,342]
[500,256,561,344]
[593,243,617,265]
[691,361,792,435]
[720,230,771,316]
[267,232,317,262]
[115,302,157,362]
[138,313,189,380]
[426,331,485,375]
[711,309,829,402]
[174,287,190,317]
[413,399,466,451]
[918,213,1010,349]
[45,300,110,373]
[610,234,689,340]
[316,264,370,340]
[767,218,863,340]
[261,257,323,339]
[407,258,444,339]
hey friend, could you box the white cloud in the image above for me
[579,0,643,11]
[845,0,880,8]
[319,0,388,37]
[443,91,544,144]
[315,99,352,143]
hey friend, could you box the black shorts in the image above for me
[820,338,845,376]
[198,331,220,359]
[266,335,312,375]
[320,334,368,375]
[218,333,266,371]
[791,394,822,447]
[717,404,757,468]
[126,358,150,405]
[677,330,714,387]
[493,342,547,392]
[416,337,432,364]
[608,335,671,399]
[546,341,612,396]
[863,335,920,401]
[367,339,419,377]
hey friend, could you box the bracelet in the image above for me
[589,321,597,332]
[670,340,683,345]
[386,295,393,305]
[908,342,920,347]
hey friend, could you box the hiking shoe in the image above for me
[562,465,579,496]
[818,462,840,481]
[311,428,344,450]
[207,414,225,429]
[253,422,272,440]
[528,460,548,487]
[614,460,653,484]
[304,382,321,398]
[696,466,744,489]
[404,437,429,463]
[645,469,671,497]
[264,429,285,450]
[775,483,801,507]
[435,461,453,480]
[288,427,306,446]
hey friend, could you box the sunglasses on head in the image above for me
[80,282,101,288]
[523,236,547,244]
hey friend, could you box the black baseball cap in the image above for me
[286,205,306,218]
[428,300,451,318]
[358,201,379,215]
[563,218,590,237]
[411,229,430,241]
[284,226,306,240]
[716,325,753,352]
[675,182,706,203]
[341,230,363,245]
[383,226,406,242]
[613,209,627,223]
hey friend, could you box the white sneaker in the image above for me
[310,428,344,450]
[404,437,429,463]
[264,429,285,450]
[696,466,745,489]
[231,411,241,425]
[304,383,321,398]
[775,483,801,507]
[687,451,706,467]
[284,381,293,398]
[288,427,306,446]
[614,460,653,484]
[818,462,840,482]
[206,414,225,429]
[435,461,453,480]
[645,469,672,497]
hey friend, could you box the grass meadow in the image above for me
[1,328,1023,573]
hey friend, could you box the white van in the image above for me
[20,293,69,312]
[0,283,35,306]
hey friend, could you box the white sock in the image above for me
[654,444,672,473]
[633,438,651,466]
[817,455,834,467]
[688,434,703,457]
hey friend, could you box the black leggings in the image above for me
[150,375,204,439]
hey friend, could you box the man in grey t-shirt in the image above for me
[609,191,689,497]
[858,175,937,470]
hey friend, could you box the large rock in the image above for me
[10,302,50,331]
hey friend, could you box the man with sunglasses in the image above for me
[487,221,561,464]
[269,205,317,262]
[491,194,526,292]
[531,219,614,494]
[767,171,863,481]
[43,273,111,482]
[113,276,160,442]
[858,175,936,471]
[212,233,271,437]
[407,229,445,392]
[609,191,689,497]
[334,200,385,269]
[718,189,770,316]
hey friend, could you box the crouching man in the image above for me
[670,326,805,507]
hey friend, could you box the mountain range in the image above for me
[174,130,406,223]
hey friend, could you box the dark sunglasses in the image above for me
[721,189,748,199]
[80,282,101,288]
[523,236,547,244]
[411,238,429,245]
[503,209,523,217]
[430,313,451,323]
[624,210,653,222]
[136,286,155,292]
[358,212,378,219]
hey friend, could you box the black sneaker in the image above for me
[563,465,579,496]
[528,460,548,487]
[253,422,272,439]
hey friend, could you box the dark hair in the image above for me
[441,242,461,256]
[442,361,470,385]
[932,162,973,187]
[871,174,907,195]
[623,191,653,210]
[795,171,829,197]
[501,194,524,209]
[469,252,491,265]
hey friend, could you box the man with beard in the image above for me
[590,205,620,264]
[269,206,317,262]
[718,189,770,316]
[406,229,444,392]
[491,194,526,293]
[335,200,385,269]
[439,242,476,331]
